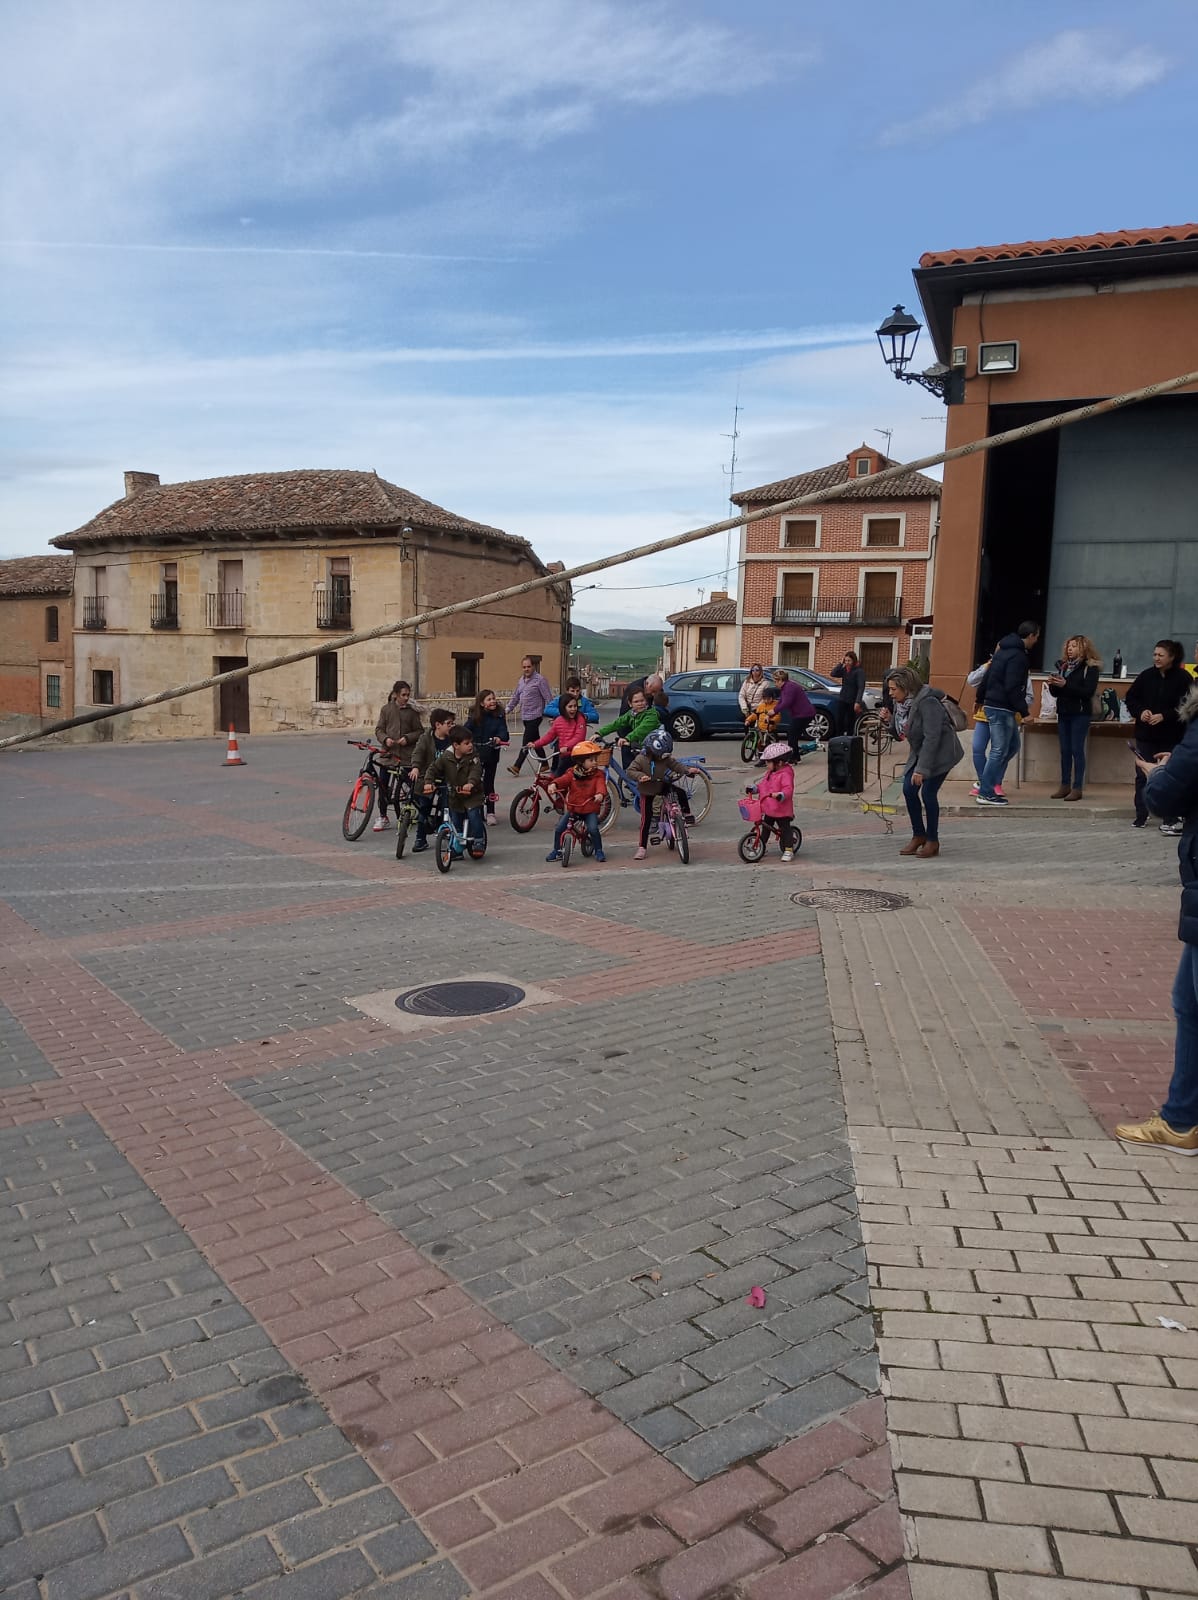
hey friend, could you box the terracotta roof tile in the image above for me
[920,223,1198,270]
[50,469,528,555]
[0,555,75,596]
[666,598,737,625]
[731,457,940,506]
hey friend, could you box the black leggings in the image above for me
[638,785,686,847]
[480,748,500,803]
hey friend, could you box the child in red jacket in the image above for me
[754,740,798,861]
[546,743,608,862]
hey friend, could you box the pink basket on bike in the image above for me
[738,794,764,824]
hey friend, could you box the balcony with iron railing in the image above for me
[150,592,180,630]
[82,596,107,630]
[771,595,904,628]
[206,590,244,629]
[316,588,352,630]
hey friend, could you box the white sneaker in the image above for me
[371,816,390,832]
[780,849,794,862]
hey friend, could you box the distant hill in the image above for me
[570,624,664,674]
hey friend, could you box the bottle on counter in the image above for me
[1112,648,1123,678]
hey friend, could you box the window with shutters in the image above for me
[315,651,338,702]
[697,626,717,660]
[781,517,818,549]
[45,674,61,709]
[861,572,899,624]
[45,605,59,642]
[863,515,903,548]
[778,640,811,668]
[859,640,895,680]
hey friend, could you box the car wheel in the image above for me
[671,712,700,742]
[810,711,832,742]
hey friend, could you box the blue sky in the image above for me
[2,0,1193,627]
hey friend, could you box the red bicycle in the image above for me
[342,741,401,840]
[509,748,612,832]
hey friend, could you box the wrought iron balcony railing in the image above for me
[206,591,244,629]
[150,593,179,630]
[316,589,351,630]
[771,597,903,628]
[82,596,107,630]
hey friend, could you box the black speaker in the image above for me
[826,734,865,794]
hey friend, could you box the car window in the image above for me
[697,672,737,692]
[669,674,699,691]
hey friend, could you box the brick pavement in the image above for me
[1,732,1195,1596]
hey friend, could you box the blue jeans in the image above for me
[1164,944,1198,1128]
[450,808,486,849]
[979,708,1017,798]
[554,811,602,852]
[1057,714,1091,790]
[971,719,989,783]
[903,770,946,843]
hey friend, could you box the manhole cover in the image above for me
[792,888,912,912]
[396,980,526,1017]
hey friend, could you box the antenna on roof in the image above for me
[875,428,893,459]
[720,387,742,588]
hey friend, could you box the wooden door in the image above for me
[862,572,897,623]
[216,656,249,733]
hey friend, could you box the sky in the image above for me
[2,0,1194,629]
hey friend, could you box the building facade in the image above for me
[732,446,940,681]
[912,222,1198,686]
[0,556,75,736]
[664,593,737,673]
[50,469,570,740]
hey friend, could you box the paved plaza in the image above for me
[1,729,1197,1597]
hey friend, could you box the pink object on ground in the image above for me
[746,1286,767,1308]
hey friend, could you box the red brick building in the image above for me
[731,445,941,681]
[0,555,75,735]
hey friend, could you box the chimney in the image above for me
[124,471,160,498]
[710,589,729,602]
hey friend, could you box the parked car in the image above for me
[662,667,832,742]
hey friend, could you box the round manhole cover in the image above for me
[792,888,912,912]
[396,980,526,1017]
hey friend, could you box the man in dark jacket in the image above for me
[619,673,669,716]
[1127,640,1191,830]
[976,621,1039,806]
[1119,694,1198,1154]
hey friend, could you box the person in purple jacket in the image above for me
[771,669,816,760]
[506,656,553,774]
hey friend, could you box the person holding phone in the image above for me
[1047,635,1100,800]
[1119,696,1198,1155]
[1126,641,1191,831]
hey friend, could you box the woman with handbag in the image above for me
[887,667,965,859]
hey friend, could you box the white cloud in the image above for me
[880,28,1168,146]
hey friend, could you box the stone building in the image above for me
[49,469,570,740]
[0,555,75,736]
[664,593,737,673]
[732,445,941,681]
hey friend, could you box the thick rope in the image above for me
[5,363,1198,752]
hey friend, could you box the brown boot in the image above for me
[899,836,926,856]
[1050,784,1070,799]
[916,840,940,858]
[1064,789,1084,801]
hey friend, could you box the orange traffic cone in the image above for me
[223,724,245,766]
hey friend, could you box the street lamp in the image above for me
[876,305,953,401]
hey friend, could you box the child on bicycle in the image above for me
[531,693,590,776]
[424,725,486,850]
[745,685,781,740]
[465,689,510,825]
[545,741,607,863]
[626,727,697,860]
[373,680,424,832]
[408,709,455,852]
[753,740,798,862]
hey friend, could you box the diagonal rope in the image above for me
[5,363,1198,752]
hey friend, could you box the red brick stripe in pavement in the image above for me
[0,881,905,1596]
[959,905,1178,1132]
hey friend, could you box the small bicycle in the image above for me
[510,747,613,833]
[740,723,776,765]
[603,742,713,828]
[392,772,424,860]
[736,789,803,864]
[434,807,488,874]
[342,741,402,840]
[558,814,599,868]
[645,786,691,864]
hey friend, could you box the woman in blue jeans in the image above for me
[1121,695,1198,1154]
[887,667,964,860]
[1047,635,1100,800]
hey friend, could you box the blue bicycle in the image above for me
[434,806,488,874]
[602,741,713,829]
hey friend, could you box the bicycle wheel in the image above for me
[394,806,413,860]
[560,832,573,868]
[342,775,376,840]
[675,815,690,864]
[468,819,487,860]
[791,826,803,854]
[509,789,540,832]
[738,829,765,863]
[598,779,619,834]
[683,767,713,824]
[581,834,595,857]
[434,829,454,874]
[740,732,759,765]
[857,715,892,757]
